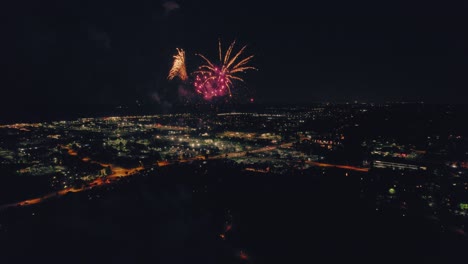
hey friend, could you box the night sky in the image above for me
[3,0,468,107]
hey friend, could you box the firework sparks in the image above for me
[193,40,256,100]
[168,48,188,81]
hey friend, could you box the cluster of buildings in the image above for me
[0,103,467,235]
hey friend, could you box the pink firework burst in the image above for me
[193,40,256,100]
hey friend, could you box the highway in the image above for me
[305,160,369,172]
[0,142,367,210]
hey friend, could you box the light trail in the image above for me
[305,160,369,172]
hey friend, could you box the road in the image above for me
[304,160,369,172]
[0,142,367,210]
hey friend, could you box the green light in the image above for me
[388,188,396,195]
[460,203,468,210]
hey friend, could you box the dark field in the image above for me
[1,161,466,264]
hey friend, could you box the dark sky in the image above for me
[2,0,468,106]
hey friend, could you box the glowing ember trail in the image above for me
[194,40,256,100]
[168,48,188,81]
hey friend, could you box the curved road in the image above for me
[0,142,367,210]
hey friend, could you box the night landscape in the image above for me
[1,1,468,263]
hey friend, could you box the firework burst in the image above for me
[193,40,256,100]
[168,48,188,81]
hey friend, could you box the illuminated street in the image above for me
[2,139,364,210]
